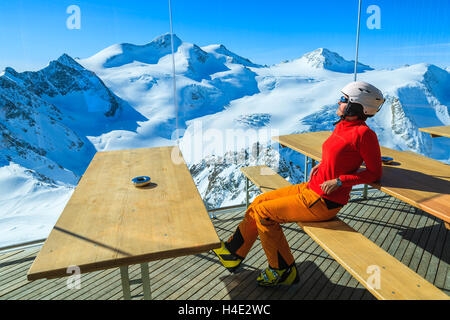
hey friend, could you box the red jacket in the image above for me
[308,120,382,205]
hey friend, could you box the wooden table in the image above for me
[419,125,450,138]
[27,146,221,299]
[273,131,450,228]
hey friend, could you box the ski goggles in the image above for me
[339,96,349,103]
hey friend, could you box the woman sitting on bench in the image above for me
[213,81,385,287]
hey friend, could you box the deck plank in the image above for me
[434,230,450,294]
[314,198,372,300]
[152,209,246,300]
[425,221,447,287]
[349,196,406,300]
[346,192,406,300]
[417,218,443,285]
[0,191,448,300]
[324,191,392,300]
[272,194,370,300]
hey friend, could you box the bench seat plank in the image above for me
[240,165,449,300]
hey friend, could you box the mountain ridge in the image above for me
[296,47,373,73]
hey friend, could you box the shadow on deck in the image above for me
[0,190,448,300]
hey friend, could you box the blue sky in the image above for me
[0,0,449,72]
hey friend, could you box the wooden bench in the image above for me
[241,165,449,300]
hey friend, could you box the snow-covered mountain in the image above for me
[0,54,146,245]
[301,48,373,73]
[78,34,260,150]
[88,35,183,68]
[1,33,449,245]
[202,44,263,68]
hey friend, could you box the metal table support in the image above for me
[304,156,309,183]
[362,184,368,199]
[246,177,250,208]
[120,266,131,300]
[120,263,152,300]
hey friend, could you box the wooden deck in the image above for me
[0,190,448,300]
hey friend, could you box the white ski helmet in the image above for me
[341,81,385,116]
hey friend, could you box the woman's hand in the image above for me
[320,179,340,195]
[308,163,320,181]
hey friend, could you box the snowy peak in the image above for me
[422,64,450,104]
[5,54,127,118]
[54,53,85,71]
[300,48,373,73]
[82,33,262,72]
[149,33,182,50]
[191,44,210,64]
[0,70,94,183]
[83,33,183,69]
[2,67,25,85]
[202,44,262,68]
[3,66,19,78]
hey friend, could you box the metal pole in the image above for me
[246,177,250,208]
[304,156,309,183]
[120,266,132,300]
[354,0,362,81]
[208,203,246,213]
[168,0,179,144]
[363,184,368,199]
[140,263,152,300]
[0,238,46,253]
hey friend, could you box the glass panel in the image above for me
[358,0,450,162]
[171,0,450,210]
[1,0,448,247]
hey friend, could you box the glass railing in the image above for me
[0,0,448,248]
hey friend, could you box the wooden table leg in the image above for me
[120,266,132,300]
[445,222,450,230]
[140,263,152,300]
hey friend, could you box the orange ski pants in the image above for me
[226,183,342,269]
